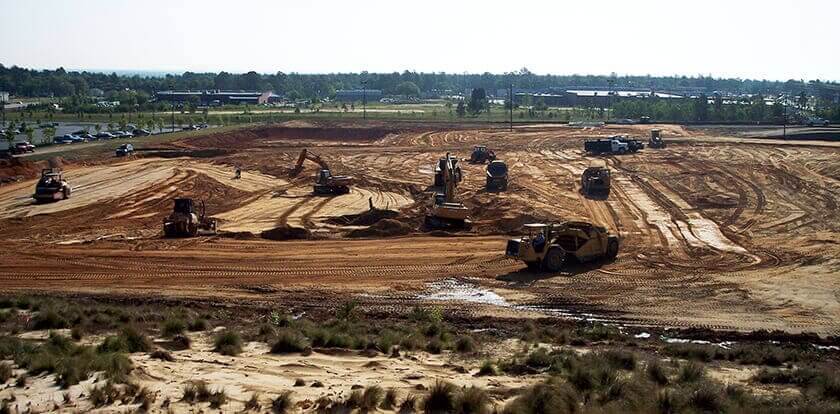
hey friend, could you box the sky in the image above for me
[0,0,837,81]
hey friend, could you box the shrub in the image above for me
[362,385,384,410]
[646,360,669,385]
[525,348,552,368]
[0,362,12,384]
[455,336,477,353]
[423,380,456,413]
[678,361,706,383]
[257,323,276,339]
[94,352,133,383]
[134,386,156,411]
[382,387,399,409]
[602,349,636,370]
[30,309,67,330]
[346,389,364,408]
[271,330,307,354]
[208,387,227,409]
[121,326,152,353]
[272,391,293,413]
[245,393,261,411]
[337,300,359,320]
[150,349,174,361]
[0,297,13,308]
[688,381,726,412]
[213,330,243,356]
[400,394,418,413]
[454,386,489,414]
[70,326,83,341]
[161,318,186,338]
[477,360,497,376]
[426,338,443,354]
[504,380,579,414]
[294,378,306,386]
[188,318,208,332]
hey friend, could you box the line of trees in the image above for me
[2,64,834,101]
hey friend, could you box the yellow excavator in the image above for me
[425,152,470,229]
[290,149,354,195]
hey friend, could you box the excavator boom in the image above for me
[290,149,330,177]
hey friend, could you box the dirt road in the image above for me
[1,122,838,335]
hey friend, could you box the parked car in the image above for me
[115,143,135,157]
[79,133,95,141]
[54,135,78,144]
[11,141,36,154]
[805,117,830,127]
[95,132,116,140]
[111,131,128,138]
[132,129,151,136]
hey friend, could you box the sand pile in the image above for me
[347,219,411,238]
[326,208,399,226]
[260,225,312,240]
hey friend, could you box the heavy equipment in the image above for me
[433,156,462,187]
[32,168,71,203]
[426,152,470,229]
[290,149,354,195]
[648,129,666,148]
[581,161,610,197]
[115,143,134,157]
[615,135,645,152]
[584,138,629,155]
[163,198,218,237]
[505,221,619,271]
[469,145,496,164]
[486,160,508,191]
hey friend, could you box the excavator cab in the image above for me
[292,149,354,195]
[173,198,195,214]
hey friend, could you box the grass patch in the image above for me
[361,385,384,410]
[477,360,497,376]
[187,318,208,332]
[455,336,477,353]
[678,361,706,383]
[0,362,12,384]
[454,386,489,414]
[423,380,456,413]
[400,393,418,413]
[271,330,308,354]
[271,391,294,413]
[646,360,669,385]
[245,393,261,411]
[382,387,399,410]
[504,379,579,414]
[97,326,151,353]
[30,308,67,330]
[213,330,243,356]
[161,318,186,338]
[150,349,174,361]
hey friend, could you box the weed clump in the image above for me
[454,386,490,414]
[455,336,477,353]
[271,330,307,354]
[361,385,384,410]
[423,380,456,413]
[161,318,186,338]
[213,330,243,356]
[271,391,293,413]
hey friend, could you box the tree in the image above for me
[94,124,101,134]
[395,81,420,97]
[456,101,466,118]
[468,88,487,115]
[4,128,15,149]
[41,127,55,145]
[24,127,34,144]
[693,94,709,121]
[797,92,808,109]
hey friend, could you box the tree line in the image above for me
[1,64,830,101]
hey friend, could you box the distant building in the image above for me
[0,91,9,104]
[154,90,282,105]
[335,89,382,102]
[512,88,685,107]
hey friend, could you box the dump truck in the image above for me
[649,129,666,148]
[163,198,217,237]
[33,168,71,203]
[581,163,610,196]
[505,221,619,271]
[426,152,470,229]
[434,156,462,187]
[290,149,354,195]
[470,145,496,164]
[584,138,629,155]
[486,160,508,191]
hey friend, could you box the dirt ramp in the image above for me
[347,219,412,238]
[260,225,312,240]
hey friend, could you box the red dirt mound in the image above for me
[346,219,411,238]
[260,225,312,240]
[0,157,66,182]
[177,125,398,150]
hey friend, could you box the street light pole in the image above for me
[361,80,368,121]
[171,102,176,133]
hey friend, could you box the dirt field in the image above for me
[1,121,839,335]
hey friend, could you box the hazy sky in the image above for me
[1,0,837,81]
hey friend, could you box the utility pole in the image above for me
[607,78,615,123]
[509,83,513,132]
[361,80,367,120]
[171,102,175,133]
[783,94,787,140]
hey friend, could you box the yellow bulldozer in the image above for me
[425,152,470,229]
[163,198,218,237]
[290,149,354,195]
[505,221,619,271]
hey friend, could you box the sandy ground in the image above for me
[0,122,839,335]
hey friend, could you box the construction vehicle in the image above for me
[584,138,629,155]
[649,129,666,148]
[505,221,619,271]
[32,168,71,203]
[434,156,462,187]
[426,152,470,229]
[469,145,496,164]
[486,160,508,191]
[615,135,645,152]
[581,162,610,196]
[163,198,217,237]
[290,149,354,195]
[115,143,134,157]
